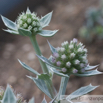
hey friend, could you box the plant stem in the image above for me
[30,35,55,98]
[30,35,49,74]
[57,76,70,100]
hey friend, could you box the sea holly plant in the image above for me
[1,8,102,103]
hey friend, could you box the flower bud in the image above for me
[61,54,66,60]
[73,69,78,73]
[66,62,71,67]
[56,61,61,66]
[69,45,74,49]
[53,53,59,58]
[51,57,56,63]
[78,48,83,53]
[73,38,78,43]
[61,41,68,46]
[70,53,75,58]
[62,68,67,72]
[75,60,80,65]
[60,47,65,52]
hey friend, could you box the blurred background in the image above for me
[0,0,103,102]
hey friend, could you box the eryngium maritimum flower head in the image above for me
[51,38,88,74]
[1,8,58,37]
[17,9,42,34]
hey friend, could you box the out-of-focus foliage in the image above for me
[79,0,103,41]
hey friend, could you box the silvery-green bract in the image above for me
[51,38,88,74]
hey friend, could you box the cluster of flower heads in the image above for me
[0,86,27,103]
[51,38,88,74]
[17,10,42,34]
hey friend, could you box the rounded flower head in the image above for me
[51,38,88,74]
[17,9,42,34]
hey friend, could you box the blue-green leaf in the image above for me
[47,65,69,77]
[66,84,98,100]
[38,73,57,96]
[47,41,57,53]
[40,12,53,28]
[18,59,40,75]
[36,55,60,69]
[27,76,52,99]
[38,30,58,37]
[3,29,18,35]
[1,15,17,30]
[2,84,16,103]
[38,74,50,82]
[74,69,102,77]
[18,28,31,36]
[41,97,47,103]
[29,97,35,103]
[49,95,57,103]
[85,65,99,70]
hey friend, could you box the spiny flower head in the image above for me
[51,38,88,74]
[17,8,42,34]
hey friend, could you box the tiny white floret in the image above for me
[23,15,27,19]
[61,54,66,60]
[28,26,32,30]
[70,53,75,58]
[66,62,71,67]
[78,48,83,53]
[34,28,38,32]
[84,48,87,53]
[75,60,80,65]
[69,45,74,49]
[60,47,65,52]
[61,41,68,46]
[32,21,36,26]
[62,68,67,72]
[27,18,31,24]
[23,23,27,28]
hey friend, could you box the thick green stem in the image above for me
[57,76,70,101]
[30,35,55,98]
[30,35,49,74]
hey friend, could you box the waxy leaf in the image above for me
[74,69,102,77]
[36,55,61,69]
[1,15,17,30]
[40,12,53,28]
[18,28,31,36]
[38,30,58,37]
[27,76,52,99]
[41,97,47,103]
[18,59,40,75]
[47,65,69,77]
[2,85,16,103]
[49,95,57,103]
[3,29,18,35]
[66,84,98,100]
[29,97,35,103]
[47,41,57,53]
[85,65,99,70]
